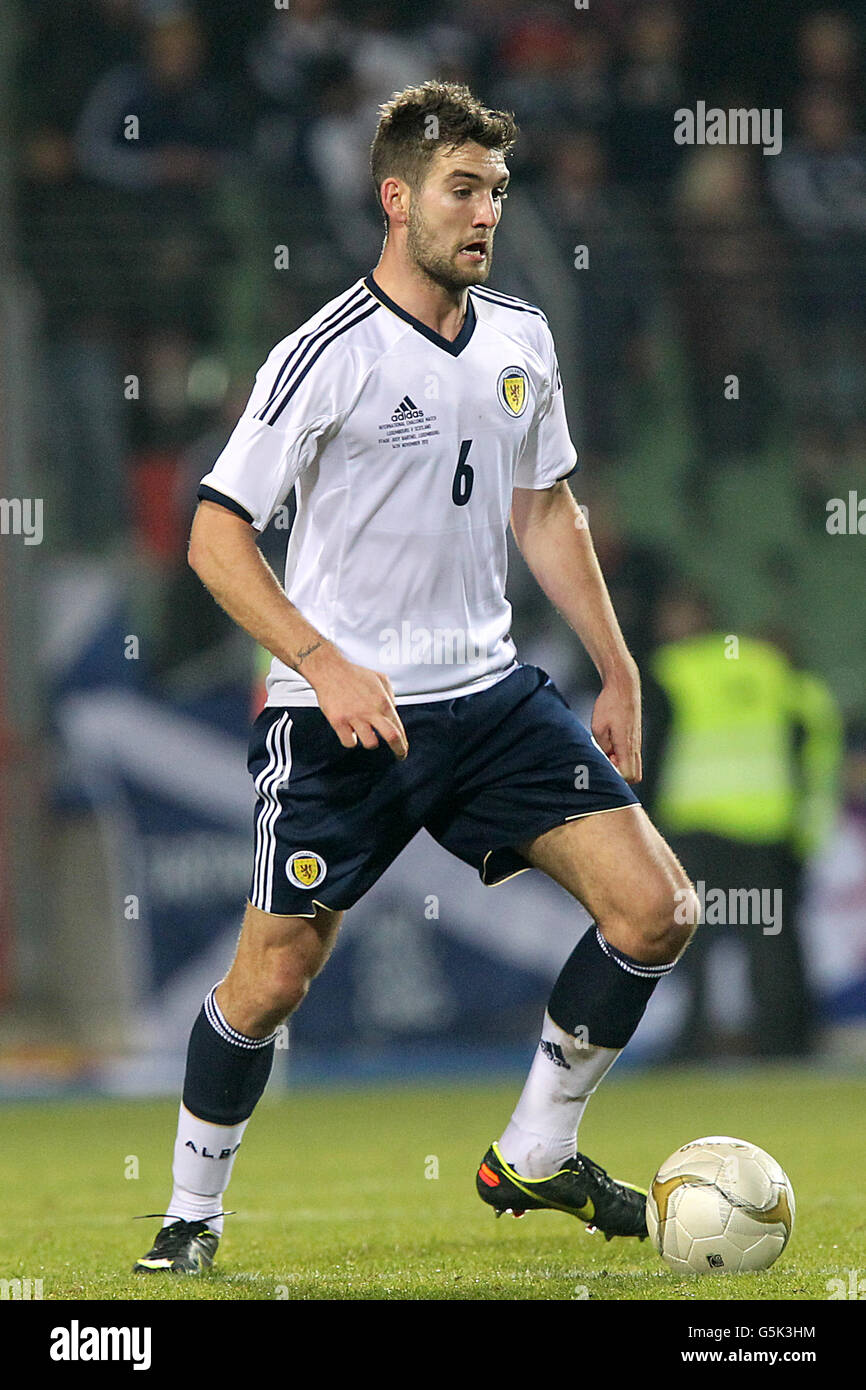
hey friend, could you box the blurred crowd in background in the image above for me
[14,0,866,748]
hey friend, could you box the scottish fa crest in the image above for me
[287,851,327,889]
[497,365,528,417]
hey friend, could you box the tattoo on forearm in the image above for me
[295,641,323,668]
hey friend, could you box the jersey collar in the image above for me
[364,272,477,357]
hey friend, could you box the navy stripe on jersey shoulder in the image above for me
[197,484,254,523]
[469,286,548,322]
[470,284,547,316]
[255,283,372,422]
[265,300,380,427]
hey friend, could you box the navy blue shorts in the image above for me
[247,663,640,916]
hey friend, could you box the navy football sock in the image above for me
[547,924,676,1048]
[161,988,280,1235]
[182,986,278,1125]
[499,925,677,1176]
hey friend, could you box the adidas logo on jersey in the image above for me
[391,395,425,423]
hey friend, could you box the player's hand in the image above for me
[305,650,409,760]
[591,670,642,785]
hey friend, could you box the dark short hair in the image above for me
[370,80,518,230]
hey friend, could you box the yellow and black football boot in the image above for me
[133,1217,220,1273]
[477,1142,648,1240]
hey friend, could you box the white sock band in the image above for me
[498,1012,622,1177]
[163,1103,250,1235]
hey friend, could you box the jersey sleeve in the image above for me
[513,326,579,490]
[197,336,350,532]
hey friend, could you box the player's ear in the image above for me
[381,176,409,228]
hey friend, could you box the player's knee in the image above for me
[226,954,315,1031]
[649,877,700,961]
[258,958,313,1022]
[672,878,702,944]
[607,876,699,964]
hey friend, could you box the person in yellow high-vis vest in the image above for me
[641,591,843,1059]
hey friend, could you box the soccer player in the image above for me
[134,81,699,1274]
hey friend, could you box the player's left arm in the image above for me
[510,480,642,783]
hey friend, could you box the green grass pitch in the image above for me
[1,1066,863,1301]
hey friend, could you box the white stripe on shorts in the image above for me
[251,712,293,912]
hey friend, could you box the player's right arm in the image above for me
[188,500,408,759]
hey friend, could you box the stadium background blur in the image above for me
[1,0,865,1096]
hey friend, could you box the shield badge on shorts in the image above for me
[497,365,529,418]
[287,851,327,889]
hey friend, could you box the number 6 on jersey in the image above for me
[452,438,474,506]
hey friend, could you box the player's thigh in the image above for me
[227,899,344,988]
[516,804,697,951]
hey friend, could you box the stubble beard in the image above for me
[405,205,493,295]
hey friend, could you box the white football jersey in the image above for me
[198,273,578,706]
